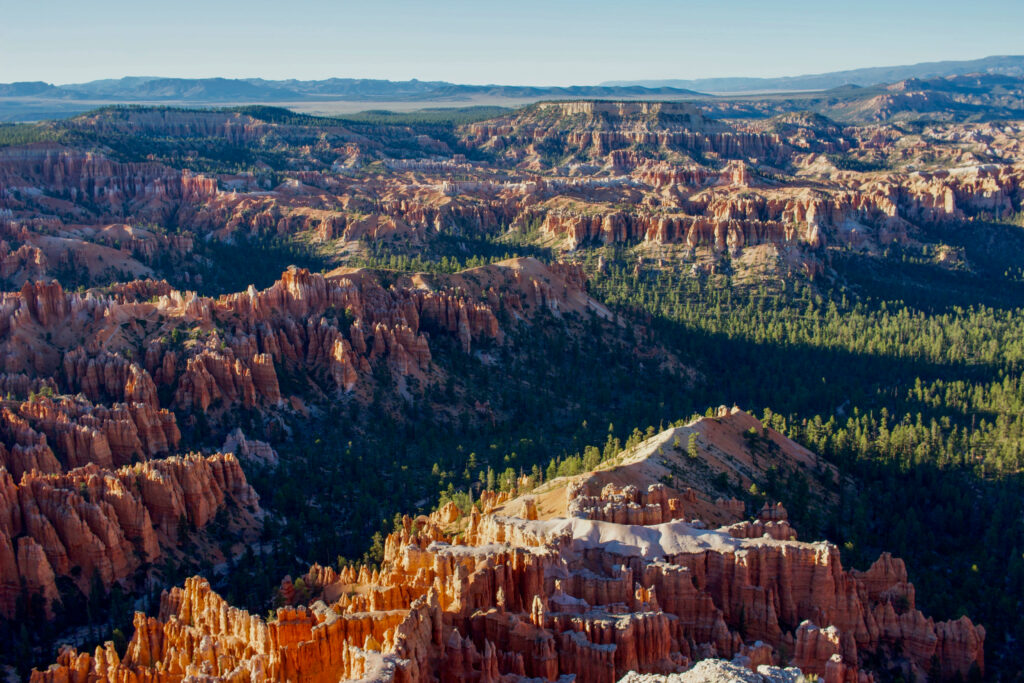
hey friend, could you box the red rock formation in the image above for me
[0,144,218,217]
[758,502,789,522]
[221,428,279,467]
[0,242,48,284]
[62,349,159,407]
[567,481,688,525]
[34,463,984,682]
[792,621,844,677]
[462,101,786,168]
[0,405,62,478]
[723,519,797,541]
[0,395,180,472]
[8,106,1015,683]
[0,261,524,419]
[0,451,258,619]
[1,106,1021,296]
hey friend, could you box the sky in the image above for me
[2,0,1022,86]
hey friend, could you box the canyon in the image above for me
[1,94,1020,679]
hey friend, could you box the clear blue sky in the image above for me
[2,0,1022,85]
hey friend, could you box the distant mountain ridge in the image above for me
[2,55,1023,123]
[0,76,703,102]
[4,55,1021,103]
[601,54,1024,92]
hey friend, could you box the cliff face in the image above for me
[0,451,258,619]
[33,414,983,683]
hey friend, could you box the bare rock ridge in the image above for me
[32,409,984,682]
